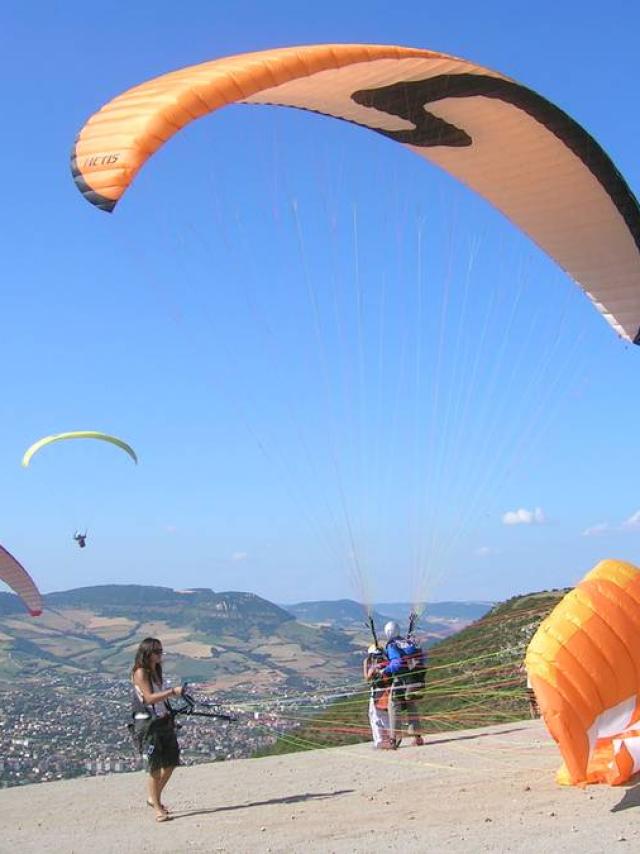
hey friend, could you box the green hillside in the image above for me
[253,588,568,756]
[0,585,360,692]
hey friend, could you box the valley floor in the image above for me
[1,719,639,853]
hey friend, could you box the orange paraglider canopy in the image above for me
[526,559,640,785]
[72,43,640,343]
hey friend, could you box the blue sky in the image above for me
[1,1,640,606]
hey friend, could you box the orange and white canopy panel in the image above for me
[526,559,640,785]
[71,43,640,343]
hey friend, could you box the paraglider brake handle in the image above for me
[171,682,238,722]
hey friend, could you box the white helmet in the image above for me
[384,620,400,641]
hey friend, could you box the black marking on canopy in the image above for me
[70,145,116,213]
[352,74,640,344]
[352,74,640,257]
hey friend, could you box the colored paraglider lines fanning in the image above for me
[409,262,594,612]
[113,166,596,625]
[225,659,499,719]
[302,191,584,616]
[227,598,560,760]
[145,600,560,773]
[275,157,389,609]
[411,230,509,603]
[74,41,640,626]
[239,667,542,774]
[126,123,384,602]
[232,646,534,716]
[290,197,371,606]
[115,213,369,606]
[145,624,548,775]
[225,207,364,585]
[111,141,385,610]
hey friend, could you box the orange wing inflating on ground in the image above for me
[526,559,640,785]
[0,544,43,616]
[71,43,640,343]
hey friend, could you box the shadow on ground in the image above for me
[611,781,640,813]
[425,727,527,747]
[171,788,355,820]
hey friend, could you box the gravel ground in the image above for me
[2,719,639,853]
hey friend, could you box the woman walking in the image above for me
[131,637,183,821]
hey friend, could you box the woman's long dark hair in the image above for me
[132,636,162,684]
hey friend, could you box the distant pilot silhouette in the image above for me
[73,531,87,549]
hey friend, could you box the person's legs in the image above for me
[371,696,395,747]
[387,687,398,743]
[155,724,179,808]
[147,768,167,820]
[387,684,409,747]
[158,765,174,800]
[368,697,383,746]
[406,698,421,734]
[380,707,391,744]
[144,722,177,819]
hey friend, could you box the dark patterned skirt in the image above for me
[137,715,180,771]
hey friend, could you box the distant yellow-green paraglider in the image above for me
[21,432,138,467]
